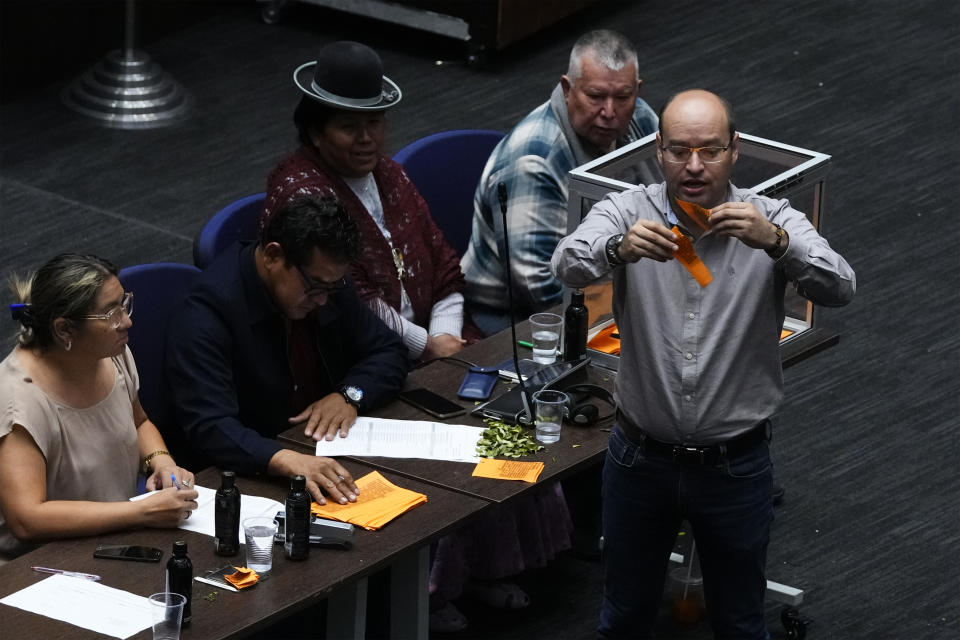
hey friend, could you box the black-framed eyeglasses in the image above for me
[294,264,348,296]
[660,145,731,164]
[82,292,133,329]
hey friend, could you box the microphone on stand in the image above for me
[499,182,535,425]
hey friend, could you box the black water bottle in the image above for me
[166,540,193,623]
[284,475,311,561]
[564,288,589,362]
[214,470,241,556]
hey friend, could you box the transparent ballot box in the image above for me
[566,132,835,371]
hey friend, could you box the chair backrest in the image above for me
[193,192,265,269]
[118,262,200,430]
[393,129,504,256]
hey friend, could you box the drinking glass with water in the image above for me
[533,389,568,443]
[529,313,563,364]
[243,517,278,576]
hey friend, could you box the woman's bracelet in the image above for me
[140,450,171,476]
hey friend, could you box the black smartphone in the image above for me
[93,544,163,563]
[398,388,466,419]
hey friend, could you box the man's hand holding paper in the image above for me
[618,219,678,263]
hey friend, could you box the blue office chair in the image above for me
[118,262,200,437]
[193,192,265,269]
[393,129,504,256]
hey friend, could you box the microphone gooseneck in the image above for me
[498,182,534,425]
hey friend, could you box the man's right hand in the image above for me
[618,220,679,263]
[268,449,358,505]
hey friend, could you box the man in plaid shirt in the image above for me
[462,29,657,335]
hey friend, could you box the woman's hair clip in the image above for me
[10,303,26,320]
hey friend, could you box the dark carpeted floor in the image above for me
[1,1,958,638]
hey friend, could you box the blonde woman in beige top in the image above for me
[0,254,198,558]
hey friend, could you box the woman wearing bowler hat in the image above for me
[260,42,573,631]
[261,40,482,361]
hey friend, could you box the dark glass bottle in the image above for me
[166,540,193,623]
[214,470,241,556]
[563,288,589,362]
[284,475,311,561]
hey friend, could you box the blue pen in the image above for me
[171,474,192,519]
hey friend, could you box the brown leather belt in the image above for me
[618,412,770,466]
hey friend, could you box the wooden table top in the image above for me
[0,463,487,639]
[279,325,617,504]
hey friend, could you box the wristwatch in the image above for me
[340,385,364,410]
[605,233,627,266]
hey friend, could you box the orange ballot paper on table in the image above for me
[674,198,712,230]
[311,471,427,530]
[472,458,545,483]
[224,567,259,589]
[672,226,712,287]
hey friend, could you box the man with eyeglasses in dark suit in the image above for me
[166,195,408,505]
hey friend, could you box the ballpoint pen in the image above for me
[517,340,533,349]
[32,566,101,581]
[171,474,192,519]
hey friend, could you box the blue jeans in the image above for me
[598,425,774,640]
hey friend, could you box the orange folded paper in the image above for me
[672,226,712,287]
[311,470,427,530]
[675,198,712,230]
[225,567,259,589]
[472,458,544,483]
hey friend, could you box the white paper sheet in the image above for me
[131,486,283,539]
[0,574,152,639]
[314,417,485,462]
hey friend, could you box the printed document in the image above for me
[132,486,283,539]
[315,417,485,462]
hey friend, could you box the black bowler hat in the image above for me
[293,41,402,111]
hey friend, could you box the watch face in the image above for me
[344,386,363,402]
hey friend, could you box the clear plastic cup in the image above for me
[533,389,568,443]
[243,516,278,575]
[529,312,563,364]
[148,592,186,640]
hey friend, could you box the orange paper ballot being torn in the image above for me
[672,226,712,287]
[675,198,712,230]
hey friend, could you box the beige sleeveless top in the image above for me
[0,346,141,558]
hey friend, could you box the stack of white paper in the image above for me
[315,417,485,462]
[0,574,152,639]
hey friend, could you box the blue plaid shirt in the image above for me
[462,92,657,316]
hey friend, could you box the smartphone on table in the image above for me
[398,388,466,419]
[93,544,163,562]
